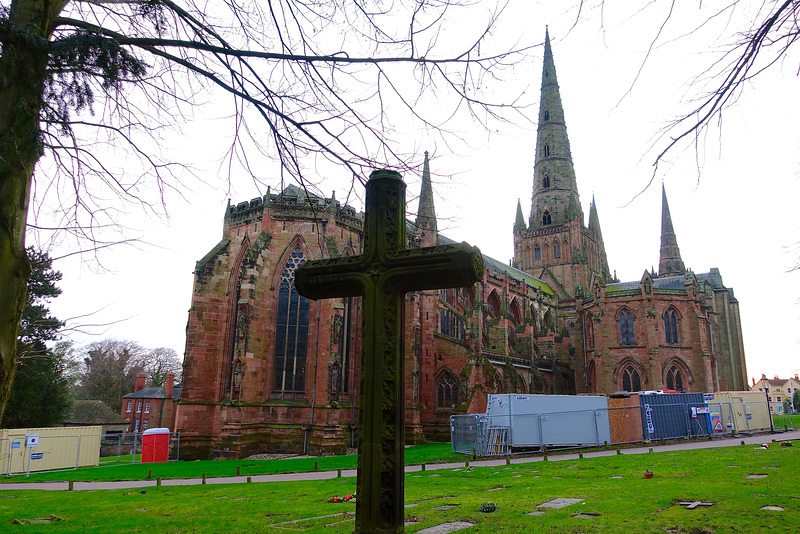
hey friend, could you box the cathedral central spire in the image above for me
[529,28,583,229]
[658,184,686,276]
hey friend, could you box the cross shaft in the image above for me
[296,169,482,533]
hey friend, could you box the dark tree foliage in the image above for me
[76,339,145,413]
[2,248,73,428]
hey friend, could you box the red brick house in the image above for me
[122,374,180,432]
[176,29,747,458]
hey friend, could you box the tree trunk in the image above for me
[0,0,64,423]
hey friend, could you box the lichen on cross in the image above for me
[296,169,483,533]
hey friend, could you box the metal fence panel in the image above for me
[640,393,709,440]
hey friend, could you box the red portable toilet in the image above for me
[141,428,170,463]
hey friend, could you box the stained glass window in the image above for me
[666,366,684,391]
[437,372,458,409]
[622,366,641,392]
[664,309,679,344]
[620,309,634,346]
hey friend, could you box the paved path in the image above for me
[2,430,797,492]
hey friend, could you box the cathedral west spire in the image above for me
[514,199,527,233]
[588,195,611,280]
[529,27,583,230]
[415,151,437,233]
[658,184,686,276]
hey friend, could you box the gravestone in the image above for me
[296,169,483,533]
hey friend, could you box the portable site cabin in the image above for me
[705,391,772,434]
[451,394,612,455]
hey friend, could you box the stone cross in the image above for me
[296,169,483,533]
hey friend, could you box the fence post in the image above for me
[75,435,81,470]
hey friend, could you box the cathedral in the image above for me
[175,30,748,459]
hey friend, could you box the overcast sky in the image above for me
[41,2,800,383]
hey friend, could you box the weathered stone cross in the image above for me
[296,169,483,533]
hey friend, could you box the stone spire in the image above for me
[658,184,686,276]
[588,195,611,280]
[529,27,583,230]
[514,199,527,232]
[415,151,437,233]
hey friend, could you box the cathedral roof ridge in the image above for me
[438,233,553,294]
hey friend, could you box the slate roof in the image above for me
[607,275,687,293]
[65,400,128,425]
[610,270,727,289]
[122,386,181,400]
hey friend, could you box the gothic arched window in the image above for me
[437,371,458,409]
[272,247,311,398]
[544,143,550,157]
[553,241,561,259]
[542,210,552,225]
[534,245,541,261]
[621,365,642,392]
[666,366,684,391]
[543,173,550,188]
[544,110,550,121]
[664,308,679,344]
[619,309,635,346]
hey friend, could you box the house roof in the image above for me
[65,400,128,425]
[123,386,182,400]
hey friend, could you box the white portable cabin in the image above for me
[485,394,612,448]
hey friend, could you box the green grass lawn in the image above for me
[773,413,799,429]
[2,443,465,483]
[0,442,797,533]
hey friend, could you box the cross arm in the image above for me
[295,256,367,300]
[390,242,483,292]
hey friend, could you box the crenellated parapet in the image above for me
[224,185,364,233]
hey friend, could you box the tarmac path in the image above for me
[2,429,797,492]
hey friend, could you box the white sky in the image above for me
[41,2,800,383]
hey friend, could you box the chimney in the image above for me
[135,373,147,392]
[752,377,756,387]
[165,374,175,399]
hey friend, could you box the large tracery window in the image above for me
[621,365,642,392]
[272,247,310,398]
[664,308,679,344]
